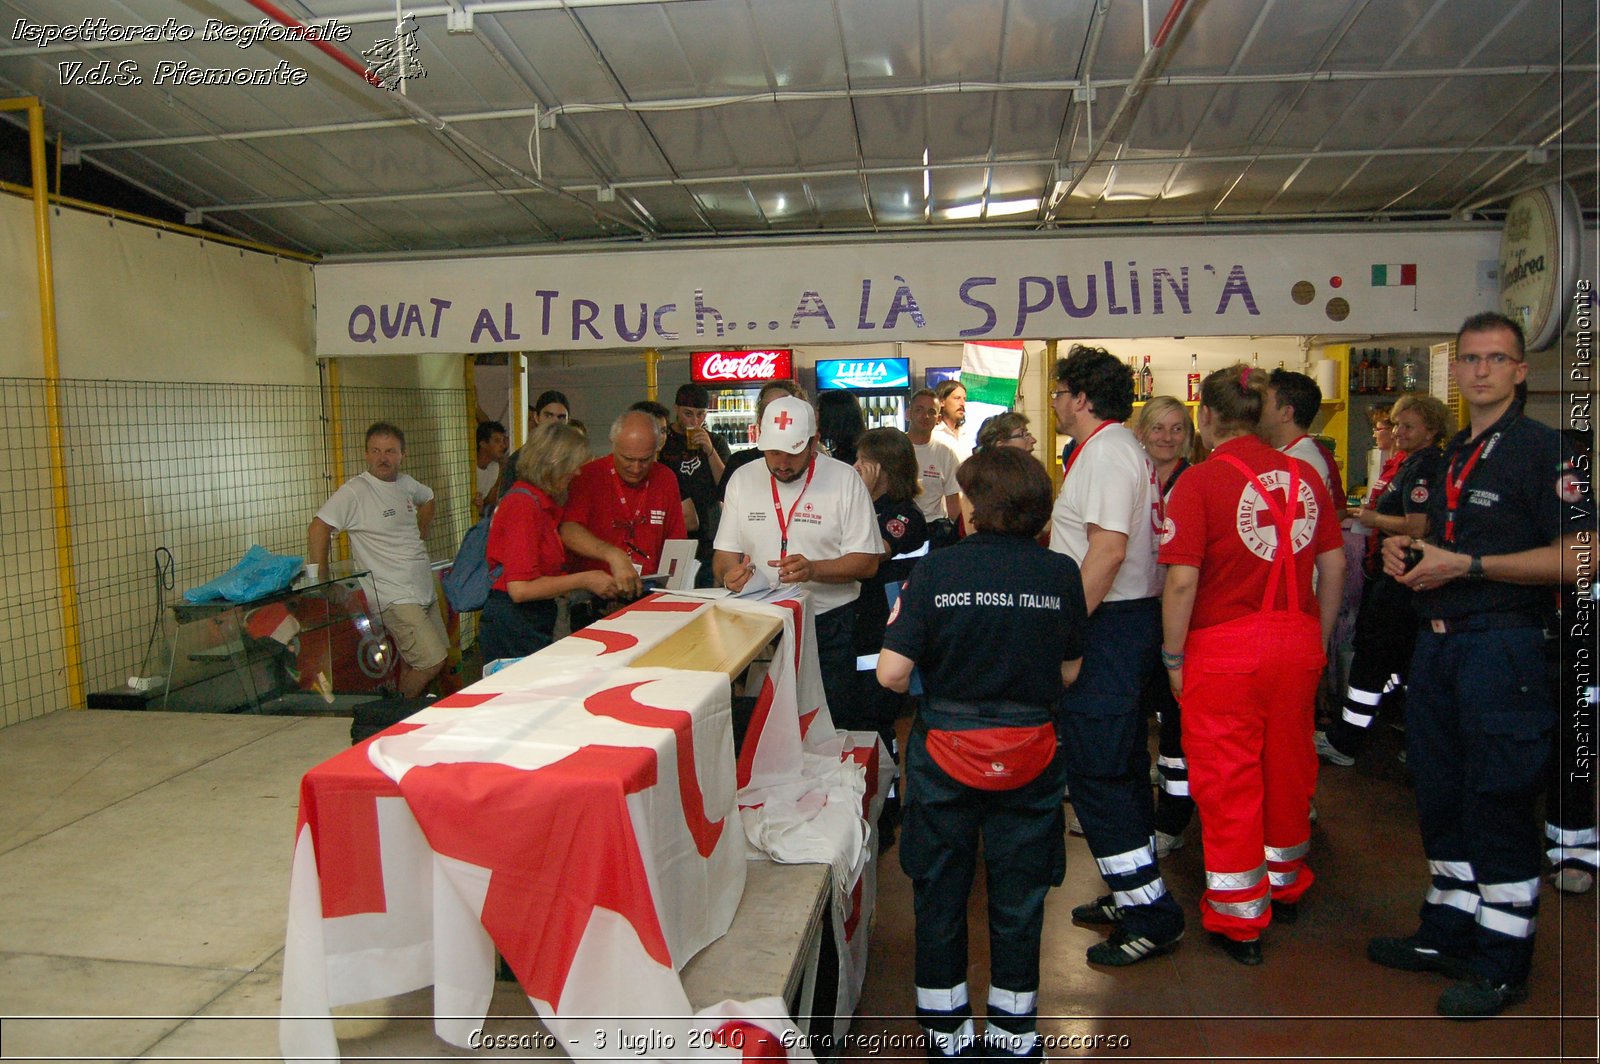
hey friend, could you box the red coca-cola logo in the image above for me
[692,349,793,383]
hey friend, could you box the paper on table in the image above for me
[732,563,770,597]
[642,539,697,586]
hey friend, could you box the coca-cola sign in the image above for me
[691,348,793,383]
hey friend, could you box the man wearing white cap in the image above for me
[715,395,883,721]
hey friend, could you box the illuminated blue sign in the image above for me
[816,357,911,391]
[926,366,962,388]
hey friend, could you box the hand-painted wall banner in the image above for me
[314,229,1501,355]
[815,357,911,391]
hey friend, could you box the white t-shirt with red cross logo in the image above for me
[912,438,960,523]
[715,453,883,614]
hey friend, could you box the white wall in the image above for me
[0,193,315,382]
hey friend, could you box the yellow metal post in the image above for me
[326,357,350,562]
[2,96,84,708]
[1316,344,1352,491]
[465,354,481,516]
[644,348,661,402]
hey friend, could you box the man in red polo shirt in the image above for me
[561,410,687,596]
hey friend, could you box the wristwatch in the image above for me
[1466,555,1485,580]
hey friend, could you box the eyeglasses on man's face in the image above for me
[1051,388,1072,400]
[1457,352,1521,368]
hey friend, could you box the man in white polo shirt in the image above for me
[715,396,882,722]
[906,387,962,546]
[307,421,447,699]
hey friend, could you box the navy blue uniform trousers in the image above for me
[1407,625,1553,984]
[1057,597,1184,940]
[900,731,1066,1041]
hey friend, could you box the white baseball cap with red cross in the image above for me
[756,396,816,454]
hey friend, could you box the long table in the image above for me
[281,591,885,1063]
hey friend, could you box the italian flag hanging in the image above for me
[1370,263,1417,287]
[959,340,1025,406]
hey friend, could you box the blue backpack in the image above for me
[440,487,530,613]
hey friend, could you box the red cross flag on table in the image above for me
[281,666,813,1062]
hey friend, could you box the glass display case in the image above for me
[88,567,398,714]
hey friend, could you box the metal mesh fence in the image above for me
[1,376,474,727]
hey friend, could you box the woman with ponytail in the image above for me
[1156,365,1346,965]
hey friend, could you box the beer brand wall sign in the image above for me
[1499,181,1582,352]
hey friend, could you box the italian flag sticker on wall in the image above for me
[960,339,1026,406]
[1370,263,1417,287]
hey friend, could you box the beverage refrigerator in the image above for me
[814,356,912,431]
[690,348,795,452]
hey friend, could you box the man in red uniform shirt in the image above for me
[561,410,687,587]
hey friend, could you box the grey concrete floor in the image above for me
[0,709,1595,1062]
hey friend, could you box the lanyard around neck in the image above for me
[1063,420,1115,480]
[1443,441,1487,546]
[770,460,817,558]
[1443,414,1516,544]
[610,466,651,560]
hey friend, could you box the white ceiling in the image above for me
[0,0,1594,258]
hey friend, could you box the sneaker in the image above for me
[1086,926,1183,967]
[1209,933,1263,966]
[1071,894,1123,925]
[1367,935,1470,979]
[1314,730,1356,767]
[1154,829,1184,858]
[1553,867,1595,894]
[1437,977,1529,1019]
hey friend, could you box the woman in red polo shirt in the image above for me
[480,422,617,663]
[1157,365,1346,965]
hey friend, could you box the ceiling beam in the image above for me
[188,141,1593,219]
[67,66,1591,153]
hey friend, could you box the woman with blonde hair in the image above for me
[1133,396,1196,496]
[479,422,617,662]
[1316,392,1451,768]
[1159,365,1346,964]
[1133,396,1199,856]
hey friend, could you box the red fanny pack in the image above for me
[924,724,1057,791]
